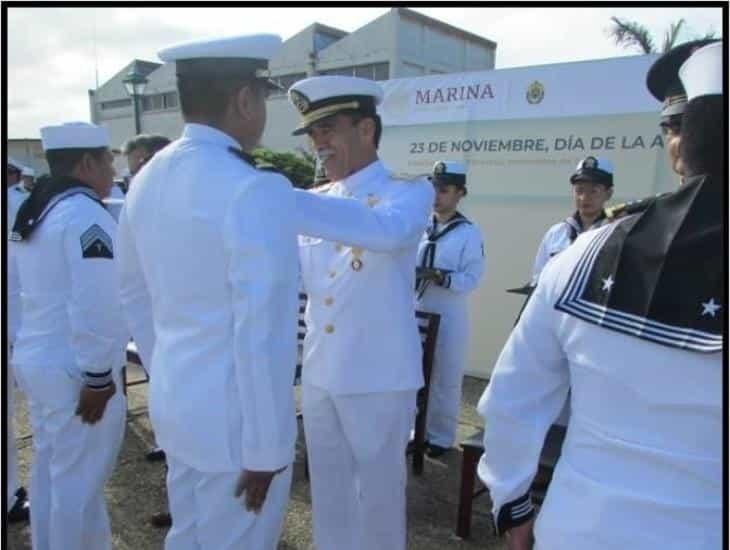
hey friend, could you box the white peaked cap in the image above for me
[41,122,110,151]
[679,41,723,101]
[21,166,35,177]
[158,33,282,62]
[432,160,467,177]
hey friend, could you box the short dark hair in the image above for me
[123,134,171,156]
[679,95,724,178]
[45,147,108,178]
[178,75,262,123]
[346,112,382,149]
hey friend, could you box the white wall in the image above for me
[379,114,676,379]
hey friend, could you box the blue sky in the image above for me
[6,6,723,138]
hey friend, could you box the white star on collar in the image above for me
[601,275,614,292]
[701,298,721,318]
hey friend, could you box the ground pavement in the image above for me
[8,366,505,550]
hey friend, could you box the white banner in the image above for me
[379,54,661,126]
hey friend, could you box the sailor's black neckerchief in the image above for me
[555,174,723,353]
[10,176,104,242]
[565,209,607,243]
[416,212,471,298]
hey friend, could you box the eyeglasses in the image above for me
[659,115,682,136]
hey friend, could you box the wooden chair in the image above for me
[455,423,566,539]
[407,311,441,475]
[297,294,441,477]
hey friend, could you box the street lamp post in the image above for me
[122,70,148,135]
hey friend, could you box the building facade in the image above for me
[90,8,497,164]
[7,139,49,176]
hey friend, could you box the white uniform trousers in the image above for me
[302,385,417,550]
[423,306,468,448]
[13,366,125,550]
[7,362,20,508]
[164,454,292,550]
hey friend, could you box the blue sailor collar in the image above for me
[339,159,387,196]
[10,176,104,242]
[181,123,243,153]
[555,174,723,353]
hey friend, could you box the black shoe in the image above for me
[145,448,166,462]
[8,487,30,524]
[149,511,172,528]
[426,444,450,458]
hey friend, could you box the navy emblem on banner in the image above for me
[526,81,545,105]
[80,224,113,259]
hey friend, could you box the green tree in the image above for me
[608,17,716,54]
[251,148,316,189]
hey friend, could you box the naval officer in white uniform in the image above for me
[415,161,485,457]
[9,122,127,550]
[6,155,31,523]
[289,76,434,550]
[116,33,299,550]
[477,41,723,550]
[530,156,614,286]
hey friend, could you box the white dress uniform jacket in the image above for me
[7,201,24,510]
[117,123,299,475]
[296,159,433,550]
[7,181,27,478]
[478,224,721,549]
[530,213,604,285]
[9,190,127,550]
[296,159,434,395]
[415,214,485,447]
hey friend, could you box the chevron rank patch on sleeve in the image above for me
[80,224,113,259]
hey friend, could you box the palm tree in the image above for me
[608,17,716,54]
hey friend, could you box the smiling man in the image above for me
[289,75,433,550]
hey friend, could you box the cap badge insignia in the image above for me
[581,156,598,170]
[290,90,310,114]
[434,162,446,175]
[526,81,545,105]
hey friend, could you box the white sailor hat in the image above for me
[429,160,467,187]
[41,122,110,151]
[7,157,24,172]
[570,156,614,187]
[158,33,282,86]
[288,76,384,135]
[21,166,35,177]
[679,41,723,101]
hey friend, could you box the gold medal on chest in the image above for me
[350,247,363,271]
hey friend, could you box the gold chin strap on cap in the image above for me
[664,93,687,108]
[300,101,361,127]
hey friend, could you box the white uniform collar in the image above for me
[340,159,386,195]
[181,123,243,152]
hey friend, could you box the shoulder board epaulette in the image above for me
[309,182,334,194]
[604,192,672,221]
[255,163,282,174]
[389,172,428,182]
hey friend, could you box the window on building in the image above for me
[100,98,132,110]
[141,92,179,112]
[163,92,178,109]
[314,31,341,53]
[372,62,389,81]
[320,62,389,81]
